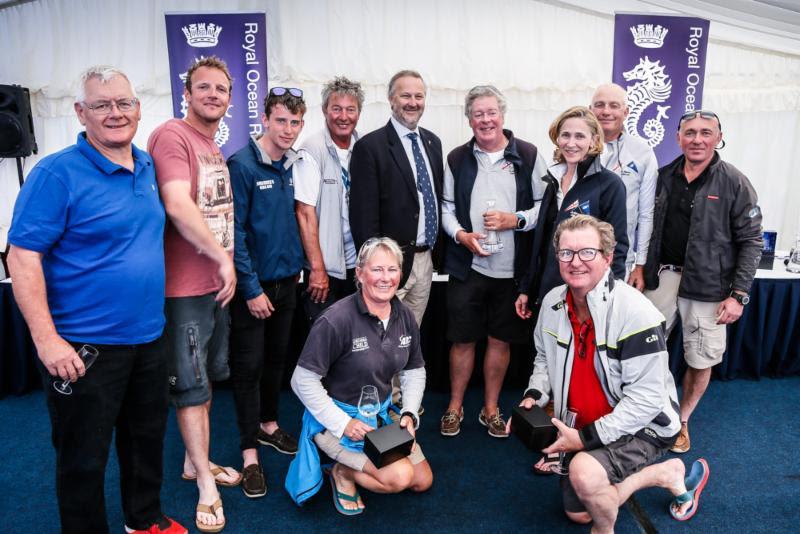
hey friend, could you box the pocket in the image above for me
[167,321,204,392]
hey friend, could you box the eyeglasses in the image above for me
[82,98,139,115]
[269,87,303,98]
[471,109,500,120]
[679,110,721,131]
[556,247,601,263]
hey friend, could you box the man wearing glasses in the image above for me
[293,77,365,322]
[515,215,708,530]
[148,56,238,533]
[227,86,307,498]
[590,83,658,290]
[439,85,548,439]
[8,66,186,533]
[643,110,762,454]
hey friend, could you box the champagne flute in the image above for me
[358,385,380,418]
[550,410,578,475]
[53,345,100,396]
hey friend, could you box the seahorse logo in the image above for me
[623,56,672,148]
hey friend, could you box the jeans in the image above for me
[41,336,169,533]
[229,276,297,450]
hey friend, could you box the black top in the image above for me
[659,153,718,266]
[296,292,425,405]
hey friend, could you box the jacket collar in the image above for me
[249,136,300,170]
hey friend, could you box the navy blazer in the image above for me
[349,120,444,284]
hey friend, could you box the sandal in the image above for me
[196,497,225,533]
[182,465,242,487]
[533,452,560,476]
[329,470,363,516]
[670,458,709,521]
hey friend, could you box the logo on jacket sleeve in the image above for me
[352,336,369,352]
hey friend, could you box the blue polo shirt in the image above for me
[9,133,166,344]
[228,137,303,299]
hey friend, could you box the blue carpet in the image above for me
[1,378,799,532]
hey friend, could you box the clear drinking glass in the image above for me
[358,385,380,418]
[482,199,504,254]
[550,410,578,475]
[52,345,100,396]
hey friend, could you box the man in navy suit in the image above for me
[349,69,444,327]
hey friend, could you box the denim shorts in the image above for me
[164,294,230,407]
[561,434,669,513]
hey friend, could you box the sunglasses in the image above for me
[679,110,722,131]
[577,322,591,359]
[269,87,303,98]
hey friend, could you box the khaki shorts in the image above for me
[644,269,726,369]
[313,429,426,472]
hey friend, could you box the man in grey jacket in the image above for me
[643,110,762,453]
[294,77,364,322]
[516,215,709,531]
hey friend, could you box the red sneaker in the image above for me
[125,516,188,534]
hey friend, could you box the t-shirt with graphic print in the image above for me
[148,118,234,297]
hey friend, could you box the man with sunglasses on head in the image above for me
[514,215,708,531]
[590,83,658,290]
[9,66,186,534]
[149,56,238,533]
[293,77,364,323]
[643,110,762,454]
[227,86,307,498]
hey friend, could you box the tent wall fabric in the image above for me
[1,0,799,250]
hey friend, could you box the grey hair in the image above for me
[322,76,365,111]
[75,65,136,103]
[387,69,426,99]
[355,237,404,289]
[464,85,507,119]
[553,214,616,257]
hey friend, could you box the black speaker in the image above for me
[0,84,37,158]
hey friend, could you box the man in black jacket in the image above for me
[644,110,762,454]
[349,69,444,326]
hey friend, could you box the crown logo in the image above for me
[181,23,222,48]
[629,24,668,49]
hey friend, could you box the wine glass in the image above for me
[550,410,578,475]
[53,345,100,396]
[358,385,380,419]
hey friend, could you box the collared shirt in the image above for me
[390,116,438,246]
[660,153,719,266]
[565,291,612,430]
[9,133,165,344]
[297,292,424,405]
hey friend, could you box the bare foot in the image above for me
[665,459,692,517]
[332,463,365,511]
[196,482,225,528]
[183,461,241,486]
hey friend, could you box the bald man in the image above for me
[590,83,658,290]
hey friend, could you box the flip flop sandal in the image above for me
[196,498,225,533]
[670,458,710,521]
[329,471,363,516]
[182,466,243,487]
[533,453,561,476]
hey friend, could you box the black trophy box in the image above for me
[364,422,414,468]
[511,404,558,451]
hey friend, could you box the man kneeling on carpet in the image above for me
[286,237,433,514]
[511,215,709,531]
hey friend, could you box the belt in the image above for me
[658,264,684,276]
[413,245,430,253]
[260,275,298,290]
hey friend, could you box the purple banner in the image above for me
[612,13,710,165]
[165,12,267,158]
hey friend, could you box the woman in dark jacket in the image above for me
[515,106,628,320]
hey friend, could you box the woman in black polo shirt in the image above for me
[286,237,432,515]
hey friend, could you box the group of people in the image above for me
[7,55,763,534]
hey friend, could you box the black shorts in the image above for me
[446,269,530,344]
[561,434,669,513]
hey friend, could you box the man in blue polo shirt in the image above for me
[7,66,185,534]
[227,87,307,497]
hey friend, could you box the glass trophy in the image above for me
[53,345,99,395]
[550,410,578,476]
[482,199,504,254]
[358,385,380,418]
[787,232,800,273]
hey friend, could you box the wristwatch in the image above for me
[730,291,750,305]
[516,214,526,230]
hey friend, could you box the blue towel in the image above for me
[285,396,394,505]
